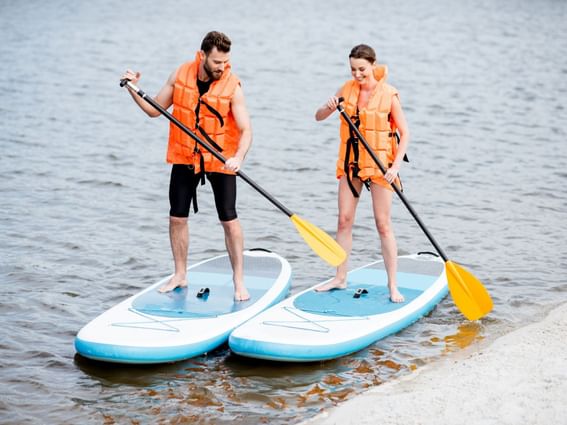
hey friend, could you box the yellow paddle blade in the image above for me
[290,214,346,267]
[446,260,493,321]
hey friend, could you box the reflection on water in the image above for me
[71,336,440,423]
[436,322,484,353]
[1,0,567,423]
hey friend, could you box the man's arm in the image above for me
[224,84,252,172]
[121,69,176,117]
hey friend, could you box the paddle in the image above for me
[119,79,346,267]
[335,97,492,320]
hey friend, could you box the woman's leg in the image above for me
[316,176,362,291]
[370,183,404,302]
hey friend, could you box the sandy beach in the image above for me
[303,302,567,425]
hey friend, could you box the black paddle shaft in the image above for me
[336,98,449,262]
[120,79,293,217]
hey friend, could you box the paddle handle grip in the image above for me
[335,98,449,262]
[120,80,294,218]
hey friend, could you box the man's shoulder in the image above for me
[223,71,241,91]
[177,60,196,74]
[225,68,240,82]
[172,60,198,85]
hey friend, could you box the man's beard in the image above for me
[203,58,222,81]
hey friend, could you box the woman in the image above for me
[314,44,409,303]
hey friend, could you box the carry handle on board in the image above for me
[119,79,346,267]
[335,97,493,320]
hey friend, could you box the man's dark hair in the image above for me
[201,31,231,54]
[349,44,376,64]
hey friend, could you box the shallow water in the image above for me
[1,0,566,423]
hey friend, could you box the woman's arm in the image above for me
[315,89,342,121]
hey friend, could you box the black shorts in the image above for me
[169,164,237,222]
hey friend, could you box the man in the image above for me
[122,31,252,300]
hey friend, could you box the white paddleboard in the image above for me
[75,249,291,364]
[229,253,447,362]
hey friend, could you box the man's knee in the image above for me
[221,218,241,234]
[217,208,237,222]
[170,216,188,226]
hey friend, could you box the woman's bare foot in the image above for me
[388,284,405,303]
[158,274,187,293]
[315,277,347,292]
[234,285,250,301]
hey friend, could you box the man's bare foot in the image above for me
[315,277,347,292]
[158,275,187,293]
[388,285,405,303]
[234,286,250,301]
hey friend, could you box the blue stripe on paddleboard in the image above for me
[229,285,449,362]
[74,332,229,364]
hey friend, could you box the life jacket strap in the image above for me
[344,136,360,198]
[200,99,225,128]
[185,165,204,214]
[344,114,364,198]
[193,96,225,156]
[197,125,224,152]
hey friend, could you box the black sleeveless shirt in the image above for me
[197,78,212,96]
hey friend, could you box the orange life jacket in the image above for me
[337,65,401,192]
[167,52,241,174]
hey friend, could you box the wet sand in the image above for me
[303,302,567,425]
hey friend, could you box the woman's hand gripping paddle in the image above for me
[120,79,346,267]
[335,97,492,320]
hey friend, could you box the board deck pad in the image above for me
[294,267,439,317]
[132,275,275,318]
[293,285,422,316]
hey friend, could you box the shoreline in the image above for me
[302,302,567,425]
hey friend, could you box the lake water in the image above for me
[1,0,566,423]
